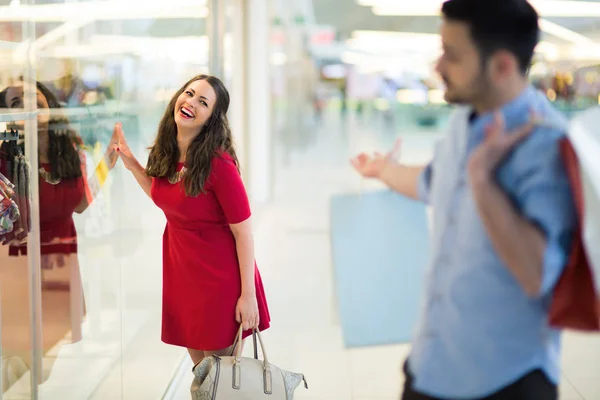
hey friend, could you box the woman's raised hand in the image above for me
[112,123,138,171]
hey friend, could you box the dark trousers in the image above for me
[401,360,557,400]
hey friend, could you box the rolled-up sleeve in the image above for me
[417,137,446,204]
[514,130,577,297]
[417,162,434,204]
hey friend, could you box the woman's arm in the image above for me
[230,216,259,330]
[210,154,259,330]
[114,123,152,198]
[230,217,256,297]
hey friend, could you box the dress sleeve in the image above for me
[210,154,251,224]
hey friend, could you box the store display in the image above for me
[0,135,31,245]
[0,172,20,237]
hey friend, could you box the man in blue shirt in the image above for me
[351,0,577,399]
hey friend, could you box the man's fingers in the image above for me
[385,138,402,161]
[493,111,505,132]
[528,108,543,126]
[391,138,403,158]
[508,121,535,147]
[350,157,363,170]
[351,154,369,168]
[484,111,505,139]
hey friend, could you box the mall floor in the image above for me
[167,107,600,400]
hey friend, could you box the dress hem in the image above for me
[161,321,271,351]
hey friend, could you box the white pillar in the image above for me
[229,0,247,176]
[227,0,272,204]
[22,2,42,395]
[207,0,226,79]
[245,0,272,204]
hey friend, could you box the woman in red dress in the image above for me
[113,75,270,364]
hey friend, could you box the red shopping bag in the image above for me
[548,138,600,331]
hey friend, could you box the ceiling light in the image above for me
[0,1,208,22]
[539,19,595,44]
[370,0,600,17]
[369,3,594,45]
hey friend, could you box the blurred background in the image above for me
[0,0,599,399]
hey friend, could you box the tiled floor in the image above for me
[168,110,600,399]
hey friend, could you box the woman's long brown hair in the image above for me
[36,82,83,181]
[145,75,239,197]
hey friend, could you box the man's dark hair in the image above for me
[441,0,540,74]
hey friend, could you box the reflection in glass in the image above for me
[0,81,117,390]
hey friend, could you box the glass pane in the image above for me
[0,0,40,398]
[33,1,208,398]
[2,0,209,398]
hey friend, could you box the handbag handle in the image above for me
[231,325,269,367]
[229,325,259,360]
[229,325,274,393]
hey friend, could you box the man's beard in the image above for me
[442,75,487,106]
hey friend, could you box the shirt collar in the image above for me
[469,85,536,134]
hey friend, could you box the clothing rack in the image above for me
[0,129,20,141]
[0,110,38,123]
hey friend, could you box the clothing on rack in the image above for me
[0,172,20,238]
[0,140,31,245]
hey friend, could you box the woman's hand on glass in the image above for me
[104,124,121,170]
[113,123,137,171]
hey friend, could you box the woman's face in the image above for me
[5,84,51,125]
[173,79,217,134]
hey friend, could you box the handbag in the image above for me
[548,137,600,331]
[191,325,308,399]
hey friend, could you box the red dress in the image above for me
[151,153,271,351]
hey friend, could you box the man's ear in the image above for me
[489,50,519,81]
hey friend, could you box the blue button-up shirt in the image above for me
[409,85,577,399]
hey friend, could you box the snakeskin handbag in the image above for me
[191,326,308,399]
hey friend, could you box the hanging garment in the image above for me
[0,173,20,237]
[1,141,27,244]
[0,138,32,245]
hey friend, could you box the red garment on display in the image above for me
[9,163,85,256]
[151,153,271,351]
